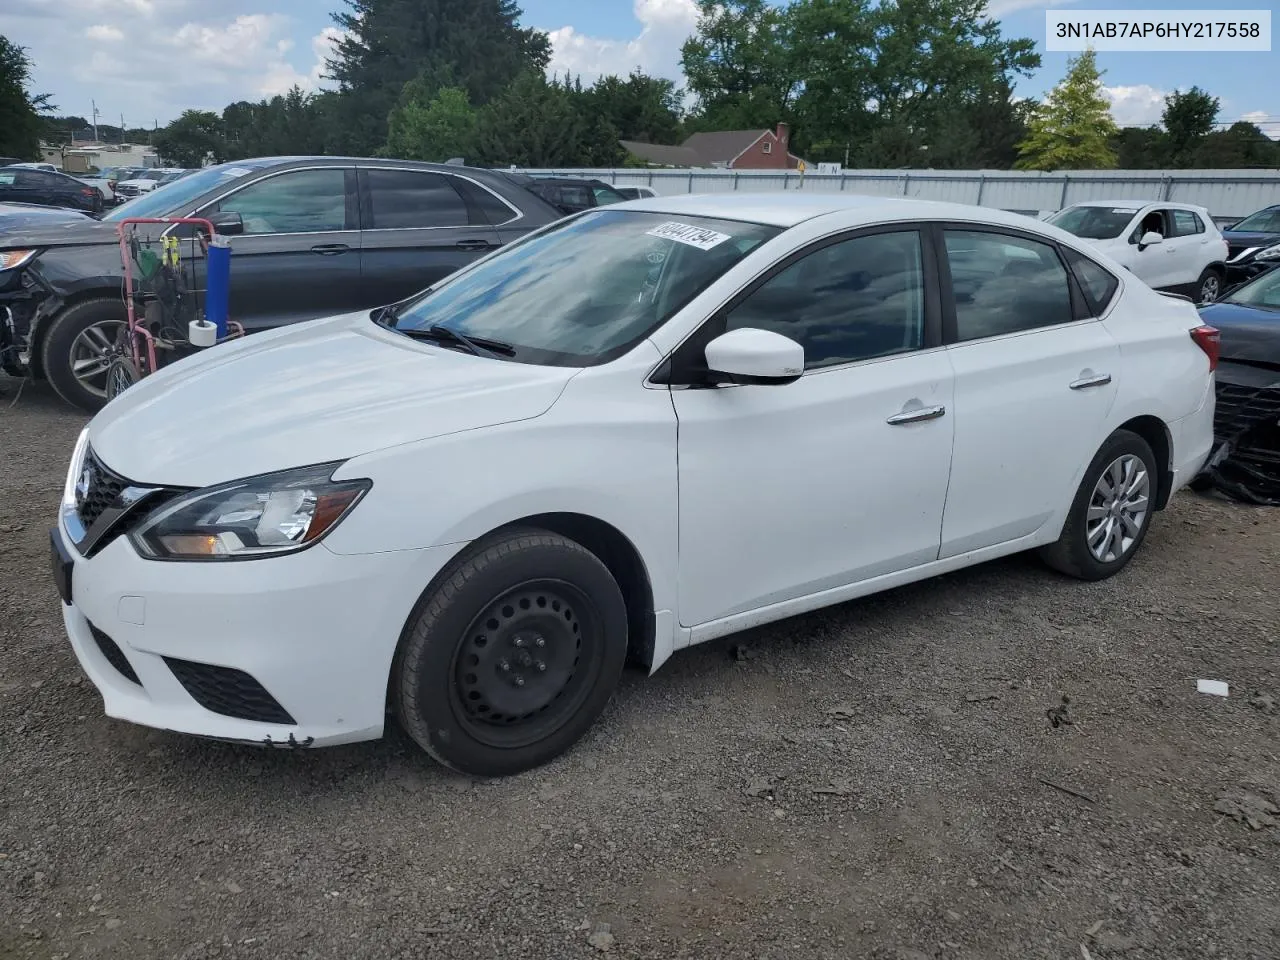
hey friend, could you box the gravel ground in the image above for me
[2,376,1278,960]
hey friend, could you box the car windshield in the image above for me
[390,209,780,366]
[593,185,626,205]
[1224,268,1280,309]
[1230,209,1280,233]
[101,160,278,221]
[1048,206,1138,240]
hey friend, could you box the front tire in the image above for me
[40,298,129,412]
[1040,429,1158,581]
[393,529,628,777]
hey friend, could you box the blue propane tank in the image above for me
[205,234,232,338]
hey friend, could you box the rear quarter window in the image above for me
[1063,246,1120,316]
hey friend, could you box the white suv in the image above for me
[1048,201,1229,303]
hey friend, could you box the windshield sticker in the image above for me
[1110,208,1138,214]
[646,221,732,250]
[0,174,14,185]
[222,167,253,179]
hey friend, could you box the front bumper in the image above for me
[54,520,462,747]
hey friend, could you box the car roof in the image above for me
[616,193,1067,229]
[1066,199,1210,214]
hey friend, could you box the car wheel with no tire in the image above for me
[393,528,628,776]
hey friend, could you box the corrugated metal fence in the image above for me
[518,168,1280,221]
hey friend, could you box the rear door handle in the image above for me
[1070,373,1112,390]
[886,405,946,425]
[456,239,494,251]
[310,243,349,255]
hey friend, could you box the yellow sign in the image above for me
[797,160,806,175]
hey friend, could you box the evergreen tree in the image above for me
[1016,49,1118,170]
[385,85,479,162]
[326,0,550,154]
[0,36,51,161]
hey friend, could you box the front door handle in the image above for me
[455,239,494,251]
[1070,373,1112,390]
[886,404,946,425]
[310,243,349,255]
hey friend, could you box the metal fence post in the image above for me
[648,171,654,187]
[975,174,986,206]
[1161,176,1174,201]
[688,170,694,194]
[1059,174,1070,209]
[734,171,739,191]
[901,173,909,196]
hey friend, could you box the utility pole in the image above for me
[120,113,126,140]
[91,100,100,142]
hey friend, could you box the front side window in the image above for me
[211,168,348,235]
[366,169,470,229]
[1048,206,1138,240]
[945,230,1074,341]
[1132,209,1168,242]
[390,210,779,366]
[725,230,925,370]
[103,159,279,222]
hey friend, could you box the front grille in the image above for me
[1214,381,1280,440]
[164,658,296,725]
[75,448,129,531]
[89,623,141,685]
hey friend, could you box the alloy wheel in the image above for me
[69,319,127,400]
[1087,454,1151,563]
[1199,274,1220,302]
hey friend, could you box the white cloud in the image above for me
[1104,84,1167,127]
[545,0,700,86]
[1240,110,1280,140]
[84,24,124,42]
[985,0,1081,16]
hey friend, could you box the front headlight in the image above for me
[129,462,370,561]
[0,249,36,272]
[1254,243,1280,261]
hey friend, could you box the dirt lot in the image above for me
[1,376,1278,960]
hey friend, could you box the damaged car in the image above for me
[1195,265,1280,505]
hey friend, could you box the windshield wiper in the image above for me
[394,324,516,358]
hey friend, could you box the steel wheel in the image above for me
[69,319,127,399]
[449,580,600,750]
[1087,454,1151,563]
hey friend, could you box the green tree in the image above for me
[471,71,585,167]
[1192,121,1280,169]
[1015,49,1117,170]
[1162,86,1218,166]
[0,36,52,161]
[385,85,479,161]
[222,88,328,159]
[153,110,226,167]
[586,71,684,145]
[326,0,551,154]
[1108,126,1165,168]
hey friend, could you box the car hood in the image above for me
[1198,301,1280,366]
[88,311,578,488]
[1221,230,1280,249]
[0,215,119,249]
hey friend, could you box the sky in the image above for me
[2,0,1277,138]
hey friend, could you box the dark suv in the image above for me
[0,166,104,214]
[1222,205,1280,283]
[0,156,563,410]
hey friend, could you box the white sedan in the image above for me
[52,194,1217,776]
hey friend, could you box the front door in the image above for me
[196,166,364,330]
[938,226,1120,557]
[671,227,955,627]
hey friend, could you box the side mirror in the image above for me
[207,210,244,236]
[1138,231,1163,249]
[704,328,804,385]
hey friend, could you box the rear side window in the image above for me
[1171,210,1205,237]
[366,169,469,229]
[453,177,518,225]
[944,230,1074,340]
[1063,247,1120,315]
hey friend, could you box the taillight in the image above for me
[1190,324,1220,372]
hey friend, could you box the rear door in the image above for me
[938,225,1120,557]
[199,165,362,330]
[356,167,502,307]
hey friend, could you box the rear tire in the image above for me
[1195,266,1222,304]
[40,297,128,413]
[1039,429,1158,581]
[393,528,628,777]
